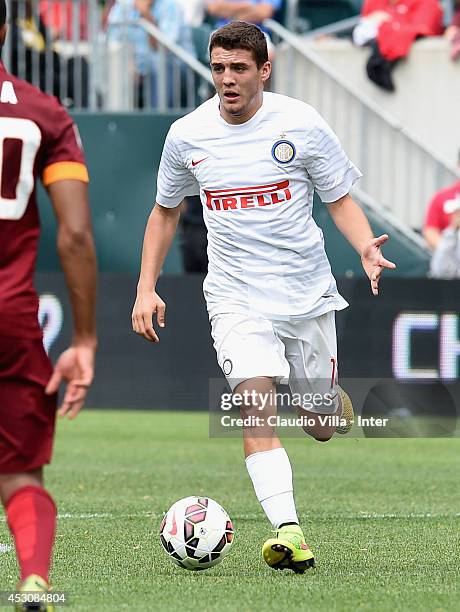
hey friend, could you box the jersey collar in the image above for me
[215,93,267,130]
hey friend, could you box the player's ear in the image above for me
[261,61,271,83]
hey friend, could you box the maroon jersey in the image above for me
[0,62,88,339]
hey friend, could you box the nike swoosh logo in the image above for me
[192,157,208,167]
[168,510,178,536]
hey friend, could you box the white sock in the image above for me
[245,447,299,529]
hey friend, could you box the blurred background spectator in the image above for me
[176,0,206,26]
[429,195,460,278]
[39,0,89,40]
[206,0,282,59]
[206,0,281,27]
[445,0,460,60]
[106,0,195,108]
[9,0,88,106]
[353,0,443,91]
[9,0,57,91]
[423,149,460,250]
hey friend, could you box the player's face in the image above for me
[210,47,271,125]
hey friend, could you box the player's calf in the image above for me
[235,376,281,456]
[296,407,337,441]
[2,480,56,591]
[0,470,43,506]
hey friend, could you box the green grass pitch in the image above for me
[1,411,459,611]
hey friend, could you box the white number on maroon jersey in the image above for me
[0,117,42,220]
[39,293,64,354]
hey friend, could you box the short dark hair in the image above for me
[0,0,6,28]
[209,21,268,69]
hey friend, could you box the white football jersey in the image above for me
[156,92,362,320]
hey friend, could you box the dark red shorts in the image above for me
[0,336,57,474]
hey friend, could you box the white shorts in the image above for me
[210,311,339,414]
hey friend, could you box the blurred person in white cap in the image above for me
[429,194,460,278]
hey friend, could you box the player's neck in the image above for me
[219,93,264,126]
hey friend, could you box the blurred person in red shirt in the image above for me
[39,0,89,40]
[429,196,460,278]
[423,150,460,249]
[353,0,443,90]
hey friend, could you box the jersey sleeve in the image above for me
[304,109,362,203]
[155,127,200,208]
[40,99,89,187]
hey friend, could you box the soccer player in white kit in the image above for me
[132,21,396,573]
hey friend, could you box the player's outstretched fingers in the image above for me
[380,256,397,270]
[372,233,389,247]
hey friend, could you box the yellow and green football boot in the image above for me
[15,574,54,612]
[262,524,315,574]
[336,385,354,435]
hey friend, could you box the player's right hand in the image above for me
[45,344,96,419]
[132,290,166,343]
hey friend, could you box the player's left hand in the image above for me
[361,234,396,296]
[45,345,95,419]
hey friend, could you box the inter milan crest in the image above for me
[271,137,296,164]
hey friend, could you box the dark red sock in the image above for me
[6,486,56,583]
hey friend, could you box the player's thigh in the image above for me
[280,311,339,414]
[210,314,289,391]
[0,337,57,476]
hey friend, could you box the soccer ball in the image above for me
[159,496,234,570]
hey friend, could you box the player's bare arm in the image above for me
[45,179,97,418]
[132,203,181,342]
[328,193,396,296]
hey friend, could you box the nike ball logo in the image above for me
[192,157,208,167]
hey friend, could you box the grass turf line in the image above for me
[0,410,459,611]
